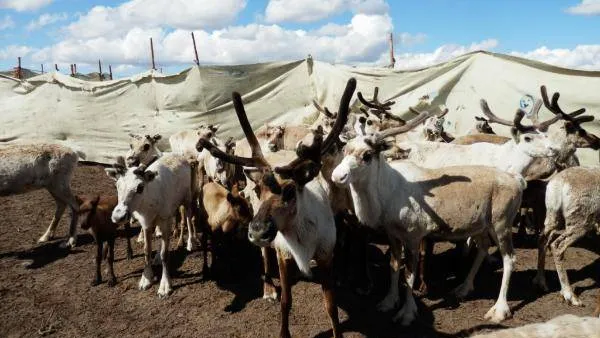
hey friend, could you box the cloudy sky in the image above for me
[0,0,599,77]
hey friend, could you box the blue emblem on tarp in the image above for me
[519,94,535,117]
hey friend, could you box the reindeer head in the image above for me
[126,133,162,167]
[219,183,254,238]
[539,86,600,153]
[332,108,432,185]
[264,124,286,152]
[197,78,355,248]
[479,98,561,158]
[205,137,237,186]
[75,194,101,230]
[474,116,495,134]
[105,156,157,223]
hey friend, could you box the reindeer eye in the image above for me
[523,136,533,143]
[143,144,150,151]
[362,152,373,162]
[136,183,144,194]
[367,120,373,126]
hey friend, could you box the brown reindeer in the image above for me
[197,78,355,338]
[76,194,130,287]
[198,181,253,278]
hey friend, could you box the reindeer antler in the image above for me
[540,86,589,127]
[480,98,563,132]
[312,100,336,119]
[357,87,395,111]
[375,107,433,141]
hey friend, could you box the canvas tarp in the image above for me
[1,51,599,165]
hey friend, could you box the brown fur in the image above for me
[198,182,253,277]
[76,194,131,287]
[451,133,510,145]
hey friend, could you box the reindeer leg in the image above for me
[185,205,195,252]
[138,226,154,291]
[157,219,173,298]
[262,247,277,301]
[392,239,419,326]
[107,238,117,287]
[377,238,402,312]
[453,234,489,300]
[415,238,432,296]
[38,191,66,243]
[533,208,562,292]
[277,250,293,338]
[593,292,600,317]
[123,221,134,260]
[317,256,341,338]
[550,225,588,306]
[485,220,515,323]
[175,205,184,249]
[91,239,102,286]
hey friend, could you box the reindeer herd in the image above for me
[1,77,600,337]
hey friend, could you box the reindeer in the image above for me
[198,181,253,278]
[106,154,194,297]
[76,194,130,286]
[0,143,80,248]
[126,134,162,167]
[331,108,523,324]
[531,88,600,307]
[471,116,496,134]
[197,78,355,338]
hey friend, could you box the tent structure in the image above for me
[1,51,599,165]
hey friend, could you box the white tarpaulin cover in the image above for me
[1,51,599,165]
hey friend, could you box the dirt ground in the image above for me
[0,164,598,338]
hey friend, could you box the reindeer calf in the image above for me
[77,194,132,287]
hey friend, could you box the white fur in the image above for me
[109,154,192,297]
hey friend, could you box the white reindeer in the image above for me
[331,108,523,325]
[0,143,80,248]
[105,154,194,297]
[197,78,356,338]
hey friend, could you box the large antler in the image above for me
[480,98,561,132]
[375,107,433,142]
[540,85,589,126]
[358,87,395,111]
[197,92,270,168]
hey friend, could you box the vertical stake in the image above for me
[98,59,103,81]
[150,37,156,70]
[191,32,200,66]
[389,32,395,68]
[109,65,113,80]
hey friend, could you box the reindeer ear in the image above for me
[152,134,162,143]
[105,168,120,181]
[143,171,156,182]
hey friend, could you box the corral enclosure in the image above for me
[1,52,600,338]
[1,51,600,166]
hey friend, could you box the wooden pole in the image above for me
[191,32,200,66]
[389,32,395,68]
[41,64,44,74]
[16,57,22,79]
[55,63,59,71]
[74,63,77,74]
[98,59,103,81]
[150,37,156,70]
[109,65,113,80]
[70,64,74,76]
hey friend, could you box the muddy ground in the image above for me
[0,164,598,338]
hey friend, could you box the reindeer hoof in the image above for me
[263,291,278,303]
[107,278,117,287]
[37,235,53,243]
[532,275,549,293]
[484,302,512,323]
[90,279,101,287]
[561,291,583,307]
[60,237,77,249]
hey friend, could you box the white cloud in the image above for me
[390,39,499,70]
[33,13,393,67]
[65,0,247,39]
[565,0,600,15]
[0,0,53,12]
[26,12,68,31]
[0,45,33,60]
[398,32,427,47]
[264,0,389,23]
[0,15,14,30]
[511,45,600,70]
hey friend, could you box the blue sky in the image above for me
[1,0,599,78]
